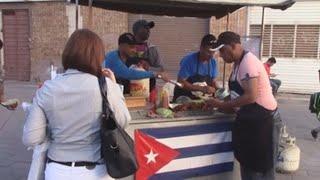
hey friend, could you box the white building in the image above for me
[248,0,320,94]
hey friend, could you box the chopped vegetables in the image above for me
[156,108,174,118]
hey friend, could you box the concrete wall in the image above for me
[249,1,320,25]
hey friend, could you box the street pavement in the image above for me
[1,81,320,180]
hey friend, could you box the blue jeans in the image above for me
[270,79,281,94]
[240,110,282,180]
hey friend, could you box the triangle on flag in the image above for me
[134,130,180,180]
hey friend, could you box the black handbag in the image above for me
[98,77,138,178]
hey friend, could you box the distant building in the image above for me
[248,0,320,93]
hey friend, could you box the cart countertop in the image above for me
[128,108,235,125]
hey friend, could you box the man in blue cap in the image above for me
[132,19,163,71]
[131,20,165,94]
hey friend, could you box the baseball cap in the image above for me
[118,33,137,45]
[200,34,222,52]
[132,20,155,34]
[210,31,242,51]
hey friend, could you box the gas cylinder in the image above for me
[276,126,301,173]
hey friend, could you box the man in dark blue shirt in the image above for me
[173,34,219,101]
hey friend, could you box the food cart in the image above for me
[69,1,294,179]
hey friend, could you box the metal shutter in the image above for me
[295,25,320,58]
[128,14,209,80]
[271,25,295,58]
[3,9,31,81]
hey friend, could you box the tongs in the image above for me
[157,75,183,88]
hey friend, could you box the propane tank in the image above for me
[276,126,301,173]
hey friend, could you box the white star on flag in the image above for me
[144,149,159,164]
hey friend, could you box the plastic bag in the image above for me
[22,102,49,180]
[27,140,49,180]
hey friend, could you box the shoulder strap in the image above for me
[196,52,200,74]
[231,51,249,81]
[98,77,116,129]
[208,59,211,76]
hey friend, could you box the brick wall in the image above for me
[80,6,128,52]
[30,2,128,82]
[1,2,128,82]
[30,2,69,82]
[210,7,247,84]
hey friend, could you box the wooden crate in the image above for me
[125,96,147,108]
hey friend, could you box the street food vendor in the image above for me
[173,34,219,101]
[130,20,164,94]
[131,19,164,71]
[104,33,168,94]
[205,31,282,180]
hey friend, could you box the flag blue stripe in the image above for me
[150,162,234,180]
[140,121,233,138]
[175,142,233,159]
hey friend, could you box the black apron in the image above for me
[230,51,275,173]
[173,53,212,101]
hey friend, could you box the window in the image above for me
[295,25,320,58]
[249,24,320,59]
[272,25,295,58]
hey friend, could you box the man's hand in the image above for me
[1,98,19,111]
[156,72,170,82]
[203,98,223,110]
[139,60,150,70]
[206,98,223,107]
[270,73,277,78]
[201,86,216,94]
[102,68,116,83]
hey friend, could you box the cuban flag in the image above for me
[134,122,234,180]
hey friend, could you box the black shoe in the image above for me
[311,130,318,140]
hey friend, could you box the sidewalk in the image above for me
[0,81,36,180]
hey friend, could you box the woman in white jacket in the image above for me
[22,29,131,180]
